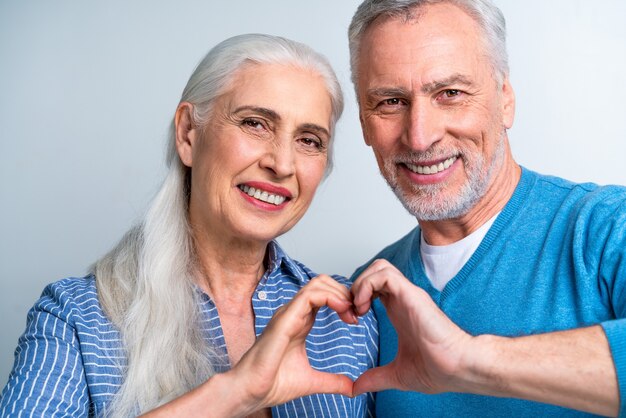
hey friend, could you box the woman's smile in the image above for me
[237,181,292,211]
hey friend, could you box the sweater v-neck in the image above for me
[408,167,536,304]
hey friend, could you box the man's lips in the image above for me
[404,156,458,175]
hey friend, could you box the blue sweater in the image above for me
[355,168,626,417]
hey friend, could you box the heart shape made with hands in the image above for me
[241,263,466,406]
[347,258,469,397]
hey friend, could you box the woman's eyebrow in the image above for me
[235,106,329,138]
[300,123,330,138]
[234,105,281,121]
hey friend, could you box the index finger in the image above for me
[266,283,355,341]
[351,259,407,315]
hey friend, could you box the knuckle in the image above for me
[373,258,390,269]
[315,274,333,284]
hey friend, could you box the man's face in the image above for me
[356,3,515,221]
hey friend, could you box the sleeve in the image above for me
[602,319,626,418]
[0,283,90,417]
[589,190,626,417]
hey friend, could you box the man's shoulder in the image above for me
[529,168,626,194]
[527,168,626,211]
[350,226,420,281]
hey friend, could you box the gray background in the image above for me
[1,0,625,383]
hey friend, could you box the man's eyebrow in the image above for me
[421,74,473,94]
[364,75,472,99]
[365,87,411,99]
[234,106,281,121]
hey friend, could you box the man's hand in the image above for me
[351,259,473,395]
[350,259,619,417]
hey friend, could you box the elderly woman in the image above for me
[0,34,377,417]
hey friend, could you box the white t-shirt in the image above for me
[420,214,499,291]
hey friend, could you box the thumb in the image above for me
[353,364,397,396]
[308,370,354,398]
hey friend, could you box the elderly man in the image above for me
[348,0,625,417]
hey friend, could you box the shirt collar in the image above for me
[266,240,309,284]
[194,240,310,302]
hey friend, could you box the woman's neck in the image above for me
[190,219,272,369]
[192,227,268,306]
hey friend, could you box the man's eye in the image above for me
[443,89,461,98]
[383,98,402,106]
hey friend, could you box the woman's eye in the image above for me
[242,118,264,129]
[299,137,322,149]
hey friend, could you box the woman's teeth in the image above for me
[406,156,457,175]
[238,185,286,205]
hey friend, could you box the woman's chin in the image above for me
[230,224,292,246]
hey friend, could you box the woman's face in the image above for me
[178,63,333,244]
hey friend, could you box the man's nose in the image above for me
[402,100,444,152]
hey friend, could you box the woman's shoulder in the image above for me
[32,275,109,328]
[28,275,122,368]
[3,276,120,417]
[37,274,98,306]
[41,274,98,297]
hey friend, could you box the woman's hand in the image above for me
[227,274,357,415]
[141,275,358,418]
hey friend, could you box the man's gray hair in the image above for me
[348,0,509,88]
[94,33,343,417]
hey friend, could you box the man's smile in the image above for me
[405,156,458,175]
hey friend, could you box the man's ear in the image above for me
[500,77,516,130]
[359,113,372,147]
[175,102,197,168]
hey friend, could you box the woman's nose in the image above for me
[259,139,296,178]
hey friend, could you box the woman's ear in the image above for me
[175,102,196,167]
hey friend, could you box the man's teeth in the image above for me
[238,185,286,205]
[406,156,457,175]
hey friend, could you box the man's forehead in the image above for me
[361,2,478,41]
[365,3,426,30]
[357,4,487,90]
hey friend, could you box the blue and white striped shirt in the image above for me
[1,241,378,417]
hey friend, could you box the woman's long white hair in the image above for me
[92,33,344,417]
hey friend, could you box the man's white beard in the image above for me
[381,134,505,221]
